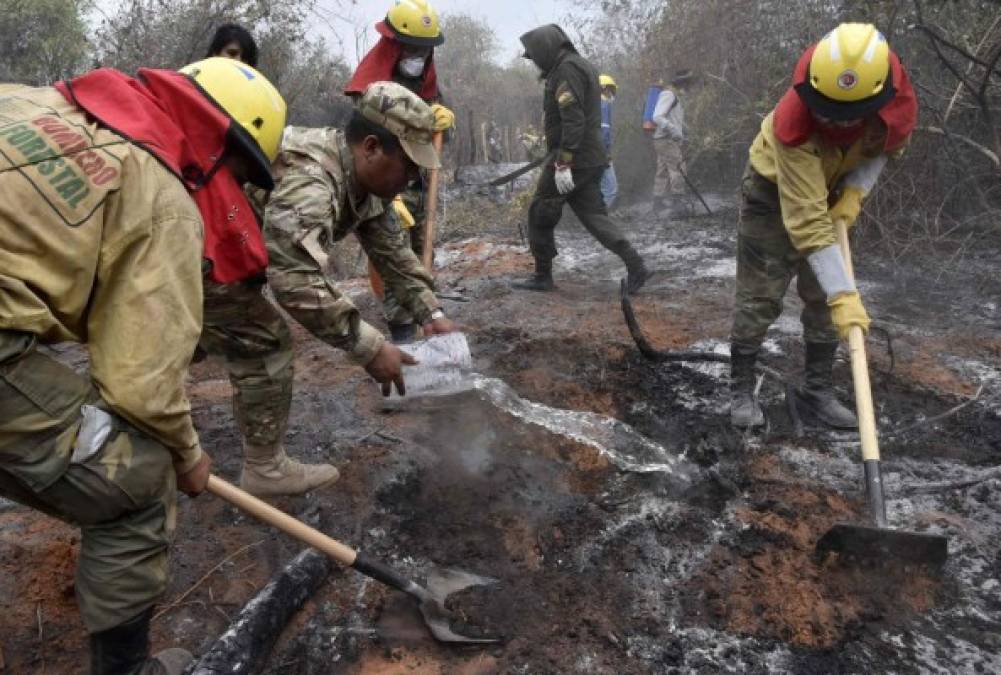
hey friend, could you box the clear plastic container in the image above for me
[385,332,474,403]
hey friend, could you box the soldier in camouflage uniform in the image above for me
[345,0,456,343]
[513,24,649,294]
[200,81,456,497]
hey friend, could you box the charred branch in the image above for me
[190,549,332,675]
[619,280,783,382]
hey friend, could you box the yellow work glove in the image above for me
[828,291,871,340]
[430,103,455,132]
[392,196,415,229]
[829,186,865,228]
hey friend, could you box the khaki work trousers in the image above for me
[653,137,685,198]
[730,166,838,352]
[198,278,295,448]
[0,330,176,633]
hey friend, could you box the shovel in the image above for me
[206,475,500,643]
[814,221,948,568]
[422,131,445,273]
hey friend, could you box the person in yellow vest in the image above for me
[729,24,917,429]
[0,58,286,674]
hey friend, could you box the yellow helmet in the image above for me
[599,74,617,90]
[377,0,444,47]
[799,23,895,121]
[180,57,286,189]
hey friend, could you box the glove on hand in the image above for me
[430,104,455,132]
[830,186,865,228]
[554,164,575,195]
[829,291,871,340]
[391,195,416,228]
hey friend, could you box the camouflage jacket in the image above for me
[260,126,439,364]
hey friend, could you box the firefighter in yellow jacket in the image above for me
[729,23,917,428]
[0,59,286,674]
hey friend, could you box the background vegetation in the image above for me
[2,0,998,250]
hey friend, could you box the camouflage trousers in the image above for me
[527,164,632,263]
[0,330,176,633]
[199,278,295,447]
[383,183,427,327]
[731,166,837,353]
[653,138,685,198]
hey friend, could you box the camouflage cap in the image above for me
[357,81,441,170]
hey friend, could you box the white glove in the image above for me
[554,164,575,195]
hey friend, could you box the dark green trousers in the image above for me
[0,330,175,633]
[527,164,632,263]
[731,166,837,352]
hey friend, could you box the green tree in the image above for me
[92,0,351,125]
[434,13,542,164]
[0,0,92,84]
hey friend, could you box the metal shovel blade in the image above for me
[816,523,948,569]
[419,567,502,644]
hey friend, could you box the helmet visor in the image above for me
[227,124,276,190]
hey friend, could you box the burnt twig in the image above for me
[786,384,805,438]
[153,540,264,622]
[375,430,404,444]
[619,280,783,381]
[901,466,1001,496]
[885,384,986,440]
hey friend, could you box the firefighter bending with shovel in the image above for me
[729,22,917,430]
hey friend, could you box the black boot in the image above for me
[618,244,649,295]
[90,608,192,675]
[388,322,417,344]
[730,346,764,428]
[512,258,555,291]
[796,342,858,429]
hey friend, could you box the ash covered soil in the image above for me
[2,192,1000,674]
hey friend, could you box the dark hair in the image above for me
[207,23,259,68]
[345,110,402,155]
[671,69,694,88]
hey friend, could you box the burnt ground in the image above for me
[1,189,1000,674]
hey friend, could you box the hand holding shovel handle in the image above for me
[422,132,445,273]
[205,475,499,643]
[835,220,886,526]
[814,221,948,568]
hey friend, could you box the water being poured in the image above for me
[386,333,694,480]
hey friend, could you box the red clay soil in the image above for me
[688,454,941,649]
[0,512,84,673]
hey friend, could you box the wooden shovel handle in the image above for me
[835,221,880,463]
[206,475,358,566]
[421,132,445,273]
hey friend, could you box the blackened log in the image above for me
[189,548,332,675]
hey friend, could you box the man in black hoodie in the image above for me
[513,24,648,293]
